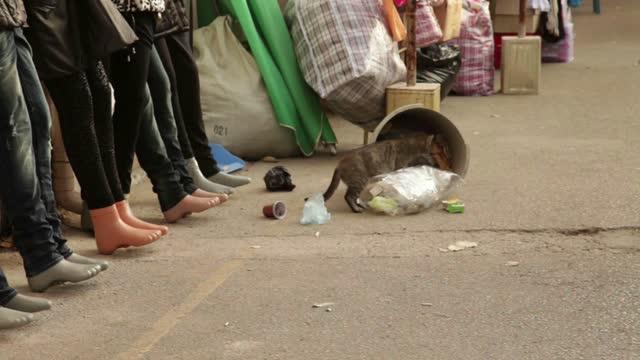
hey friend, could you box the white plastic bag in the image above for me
[193,17,300,160]
[360,166,462,215]
[300,193,331,225]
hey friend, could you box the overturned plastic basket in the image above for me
[371,104,470,178]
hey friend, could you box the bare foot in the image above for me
[115,201,169,235]
[191,189,229,203]
[163,195,220,223]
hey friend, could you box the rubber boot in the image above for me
[89,205,161,255]
[115,201,169,235]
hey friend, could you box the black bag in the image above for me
[82,0,138,60]
[263,166,296,192]
[416,44,462,100]
[25,0,137,79]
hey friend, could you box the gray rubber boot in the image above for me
[0,307,33,329]
[5,294,52,313]
[185,158,234,194]
[208,171,251,188]
[28,260,101,293]
[66,253,109,271]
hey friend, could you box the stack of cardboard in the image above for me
[491,0,540,33]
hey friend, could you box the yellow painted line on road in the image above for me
[116,258,246,359]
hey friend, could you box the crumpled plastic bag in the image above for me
[300,193,331,225]
[360,166,462,216]
[264,166,296,192]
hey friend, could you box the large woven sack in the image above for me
[285,0,406,131]
[416,3,443,48]
[193,16,300,160]
[447,0,494,96]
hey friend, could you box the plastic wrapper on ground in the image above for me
[360,166,462,216]
[300,193,331,225]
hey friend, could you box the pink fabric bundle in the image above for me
[416,2,443,47]
[542,22,574,63]
[397,0,446,5]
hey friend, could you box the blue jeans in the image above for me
[147,45,197,195]
[0,267,17,306]
[135,85,189,212]
[0,28,64,277]
[15,29,72,259]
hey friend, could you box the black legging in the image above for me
[109,12,156,194]
[158,31,220,177]
[46,62,125,210]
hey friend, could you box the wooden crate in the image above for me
[386,83,441,113]
[501,36,541,95]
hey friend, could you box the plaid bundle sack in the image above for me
[416,2,443,48]
[447,0,494,96]
[285,0,406,131]
[542,22,574,63]
[542,1,574,63]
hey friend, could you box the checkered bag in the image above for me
[446,0,494,96]
[416,2,443,48]
[542,22,575,63]
[285,0,406,130]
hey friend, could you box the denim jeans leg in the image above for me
[135,86,188,212]
[166,32,220,177]
[0,29,63,277]
[148,46,197,194]
[14,28,72,258]
[0,266,18,306]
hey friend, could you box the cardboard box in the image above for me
[490,0,540,33]
[494,0,524,14]
[433,0,463,41]
[492,12,540,33]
